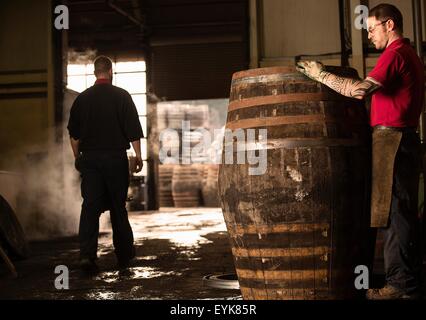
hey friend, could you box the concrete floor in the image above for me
[0,208,241,300]
[1,207,424,300]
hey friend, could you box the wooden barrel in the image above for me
[126,176,145,211]
[218,66,374,300]
[184,104,209,129]
[167,104,185,130]
[160,130,181,159]
[0,194,28,258]
[157,104,168,131]
[182,130,208,163]
[159,164,175,207]
[201,164,220,207]
[172,165,201,207]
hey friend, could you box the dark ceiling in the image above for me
[67,0,249,100]
[68,0,145,55]
[67,0,247,55]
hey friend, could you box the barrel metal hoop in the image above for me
[236,268,328,280]
[228,223,330,235]
[222,138,364,151]
[231,73,307,86]
[226,115,340,131]
[228,93,345,112]
[240,287,335,300]
[232,67,299,80]
[232,246,329,258]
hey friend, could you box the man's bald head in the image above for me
[94,56,113,79]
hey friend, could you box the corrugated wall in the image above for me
[151,42,247,100]
[148,0,249,101]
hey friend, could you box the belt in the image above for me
[80,149,127,156]
[374,125,417,133]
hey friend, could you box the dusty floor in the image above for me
[0,208,241,300]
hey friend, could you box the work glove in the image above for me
[296,61,325,82]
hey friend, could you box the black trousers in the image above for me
[383,131,423,293]
[76,150,134,261]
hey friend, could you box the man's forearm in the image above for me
[318,72,380,100]
[131,139,142,157]
[70,138,80,158]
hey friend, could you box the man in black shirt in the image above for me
[67,56,144,273]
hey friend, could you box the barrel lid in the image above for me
[0,194,28,258]
[232,65,359,81]
[232,67,299,81]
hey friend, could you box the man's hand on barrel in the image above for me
[296,61,326,82]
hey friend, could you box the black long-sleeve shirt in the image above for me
[67,81,144,152]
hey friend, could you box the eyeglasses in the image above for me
[367,20,389,34]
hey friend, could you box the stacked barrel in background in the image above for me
[159,164,174,207]
[182,104,209,163]
[218,66,375,300]
[201,164,220,207]
[158,103,220,207]
[172,164,202,207]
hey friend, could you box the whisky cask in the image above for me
[218,66,374,300]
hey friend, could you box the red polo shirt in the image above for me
[368,38,425,128]
[95,78,111,85]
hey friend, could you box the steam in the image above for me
[11,139,111,241]
[17,143,82,240]
[3,85,113,241]
[67,48,97,64]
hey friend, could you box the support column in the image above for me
[249,0,262,69]
[350,0,368,78]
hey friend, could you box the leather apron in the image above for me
[370,127,403,228]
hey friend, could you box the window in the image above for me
[67,60,148,176]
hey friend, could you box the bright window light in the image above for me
[139,116,147,135]
[132,94,147,115]
[86,64,95,74]
[67,75,87,92]
[141,139,147,160]
[115,61,146,72]
[67,64,86,76]
[115,73,146,94]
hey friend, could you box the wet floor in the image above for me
[1,207,425,300]
[0,208,242,300]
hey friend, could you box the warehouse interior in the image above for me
[0,0,426,301]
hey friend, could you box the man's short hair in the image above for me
[94,56,112,76]
[369,3,403,33]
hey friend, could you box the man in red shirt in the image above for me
[297,4,424,299]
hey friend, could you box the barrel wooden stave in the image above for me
[185,104,209,129]
[159,164,175,207]
[172,165,201,207]
[201,164,220,207]
[167,104,185,130]
[0,195,28,258]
